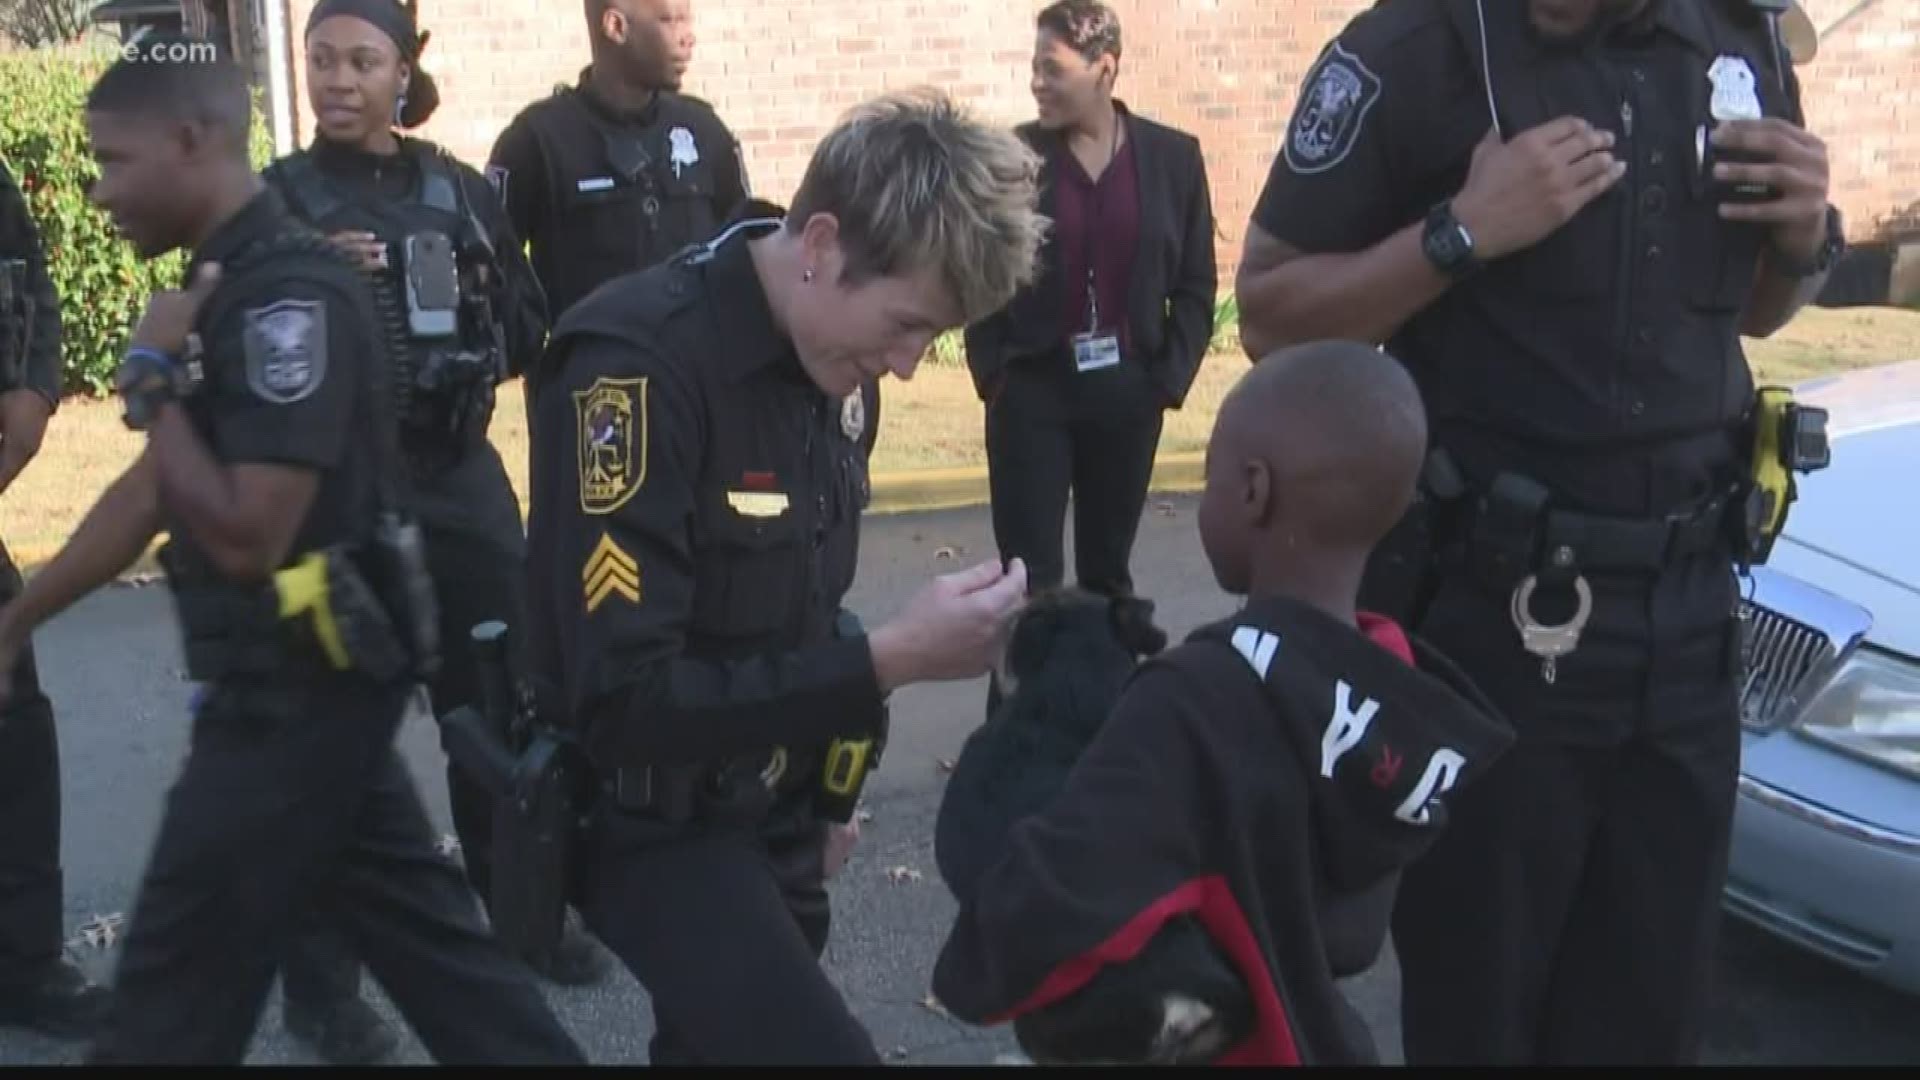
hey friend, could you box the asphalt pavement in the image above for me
[1,494,1916,1065]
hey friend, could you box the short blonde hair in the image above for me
[788,88,1048,324]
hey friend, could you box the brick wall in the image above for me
[278,0,1920,276]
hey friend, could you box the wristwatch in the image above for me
[1769,204,1846,279]
[1422,201,1480,279]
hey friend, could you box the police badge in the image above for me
[840,391,865,443]
[668,126,700,179]
[1703,54,1775,204]
[575,377,649,515]
[242,299,326,404]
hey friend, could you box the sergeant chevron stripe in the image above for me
[583,533,641,613]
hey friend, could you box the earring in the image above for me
[802,268,814,283]
[393,93,407,125]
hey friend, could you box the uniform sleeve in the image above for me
[0,164,62,407]
[533,336,886,768]
[1250,28,1416,254]
[204,276,366,471]
[931,663,1223,1025]
[709,113,750,222]
[461,166,549,380]
[485,111,546,254]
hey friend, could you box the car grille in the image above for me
[1738,601,1835,732]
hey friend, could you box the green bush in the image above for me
[0,44,273,396]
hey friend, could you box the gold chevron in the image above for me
[582,533,640,613]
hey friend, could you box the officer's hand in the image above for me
[1710,118,1832,260]
[328,230,390,272]
[129,263,221,357]
[869,558,1029,693]
[1451,119,1627,262]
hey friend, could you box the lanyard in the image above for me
[1080,114,1121,335]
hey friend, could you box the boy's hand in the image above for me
[823,819,860,880]
[129,263,221,356]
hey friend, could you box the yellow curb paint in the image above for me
[15,453,1207,582]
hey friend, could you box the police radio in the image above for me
[403,230,460,339]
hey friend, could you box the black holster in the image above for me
[1358,449,1471,627]
[440,621,592,964]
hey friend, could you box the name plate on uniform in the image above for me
[727,490,790,518]
[1071,332,1121,373]
[577,177,616,193]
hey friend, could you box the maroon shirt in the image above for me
[1051,120,1141,357]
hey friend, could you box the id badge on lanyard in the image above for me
[1072,270,1121,373]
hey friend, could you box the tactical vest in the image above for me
[527,88,725,319]
[271,144,506,473]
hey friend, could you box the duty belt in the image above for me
[1525,492,1734,573]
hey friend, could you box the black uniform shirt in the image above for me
[1252,0,1803,517]
[172,187,385,567]
[524,202,884,773]
[0,160,62,406]
[488,72,749,327]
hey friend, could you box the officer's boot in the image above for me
[529,909,614,987]
[282,938,400,1065]
[0,957,111,1040]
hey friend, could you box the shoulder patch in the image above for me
[1284,42,1384,176]
[242,298,327,404]
[575,376,648,515]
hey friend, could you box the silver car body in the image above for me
[1726,358,1920,995]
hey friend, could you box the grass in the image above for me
[2,305,1917,570]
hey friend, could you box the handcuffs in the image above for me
[1508,543,1593,686]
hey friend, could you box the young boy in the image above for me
[930,340,1516,1065]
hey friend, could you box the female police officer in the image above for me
[524,88,1045,1064]
[262,0,608,1063]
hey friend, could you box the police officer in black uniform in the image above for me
[487,0,748,412]
[0,161,112,1040]
[260,0,610,1062]
[523,90,1044,1064]
[0,39,586,1065]
[1236,0,1842,1065]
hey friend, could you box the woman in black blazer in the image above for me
[965,0,1217,619]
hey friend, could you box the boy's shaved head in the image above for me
[1199,341,1428,598]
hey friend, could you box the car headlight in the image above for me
[1794,646,1920,779]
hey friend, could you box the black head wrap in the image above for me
[307,0,439,128]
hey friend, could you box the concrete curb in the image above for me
[24,451,1208,584]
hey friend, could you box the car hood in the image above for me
[1764,359,1920,660]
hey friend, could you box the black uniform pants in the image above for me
[578,787,878,1065]
[283,445,527,1011]
[985,355,1166,599]
[1390,550,1743,1065]
[0,537,63,993]
[86,671,583,1064]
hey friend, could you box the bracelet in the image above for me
[123,345,176,368]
